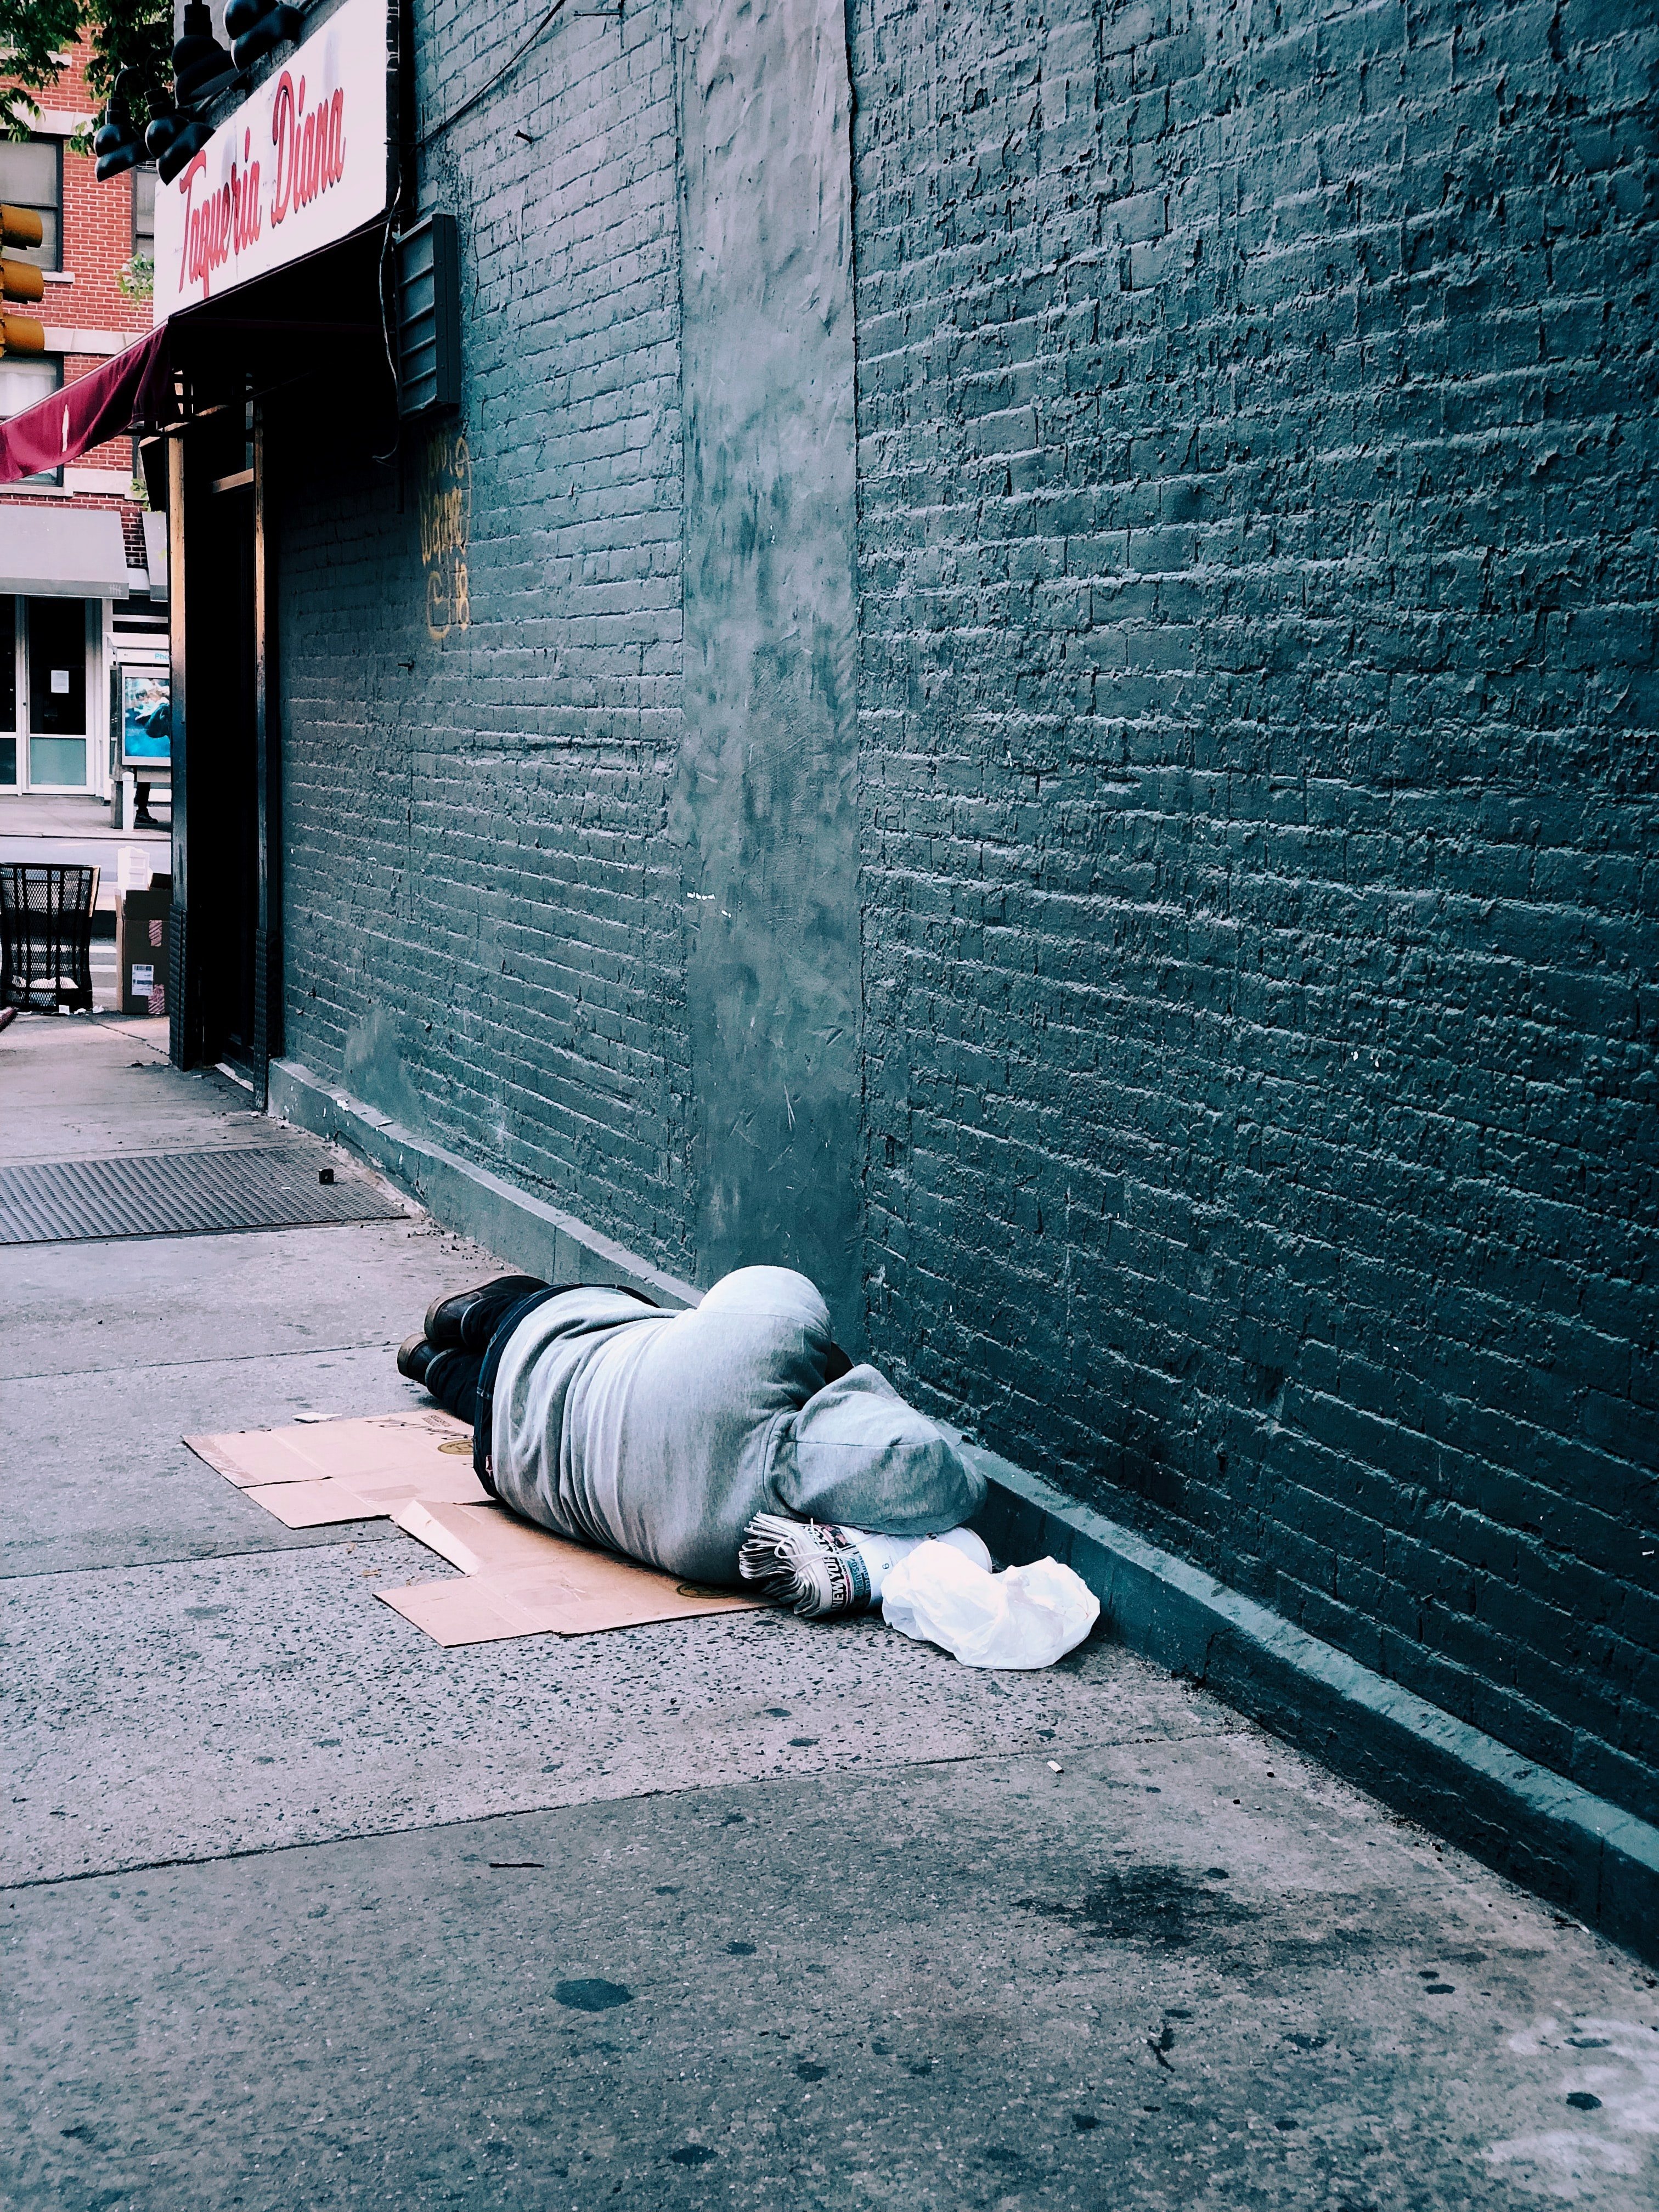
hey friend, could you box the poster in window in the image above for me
[121,670,171,765]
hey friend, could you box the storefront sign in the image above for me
[154,0,390,320]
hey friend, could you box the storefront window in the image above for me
[0,596,15,788]
[27,599,88,788]
[0,139,62,269]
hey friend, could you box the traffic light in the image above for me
[0,313,45,358]
[172,1,241,109]
[225,1,303,72]
[1,205,45,329]
[0,206,44,253]
[94,72,146,183]
[1,256,44,304]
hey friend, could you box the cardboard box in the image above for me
[116,876,172,1017]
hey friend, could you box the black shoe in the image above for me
[397,1332,437,1385]
[423,1274,548,1352]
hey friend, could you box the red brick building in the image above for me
[1,36,167,804]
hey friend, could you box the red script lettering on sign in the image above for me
[272,71,346,225]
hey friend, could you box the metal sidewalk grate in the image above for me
[0,1148,407,1245]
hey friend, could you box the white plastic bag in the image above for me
[881,1541,1099,1669]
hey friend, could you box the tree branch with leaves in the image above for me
[2,0,171,142]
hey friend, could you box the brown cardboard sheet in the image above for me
[184,1410,490,1527]
[381,1497,764,1647]
[184,1411,766,1643]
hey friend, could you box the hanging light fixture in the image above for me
[148,109,217,185]
[172,0,242,109]
[93,70,147,182]
[224,1,305,74]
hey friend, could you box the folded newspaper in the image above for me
[739,1514,990,1618]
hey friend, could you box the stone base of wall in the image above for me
[269,1057,698,1311]
[974,1455,1659,1971]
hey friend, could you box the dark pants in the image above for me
[413,1278,659,1494]
[420,1347,487,1426]
[420,1285,560,1427]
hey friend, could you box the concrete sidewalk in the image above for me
[3,1013,1655,2211]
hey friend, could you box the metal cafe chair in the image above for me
[0,864,102,1014]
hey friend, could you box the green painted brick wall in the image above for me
[852,0,1658,1822]
[271,0,1657,1827]
[278,0,697,1282]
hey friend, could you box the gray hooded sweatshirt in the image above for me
[489,1265,985,1587]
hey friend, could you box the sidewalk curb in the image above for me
[970,1449,1659,1968]
[269,1056,1659,1969]
[267,1058,699,1312]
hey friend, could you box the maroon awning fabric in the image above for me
[0,328,171,486]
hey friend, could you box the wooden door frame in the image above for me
[167,397,280,1098]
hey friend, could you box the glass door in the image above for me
[0,597,15,788]
[26,597,91,789]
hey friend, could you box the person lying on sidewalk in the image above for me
[397,1265,985,1590]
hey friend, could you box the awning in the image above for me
[0,505,133,597]
[0,328,171,488]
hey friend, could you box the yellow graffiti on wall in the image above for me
[419,426,471,639]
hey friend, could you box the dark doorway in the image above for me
[163,231,387,1087]
[0,597,15,787]
[185,424,259,1065]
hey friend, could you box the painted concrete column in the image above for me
[673,0,862,1338]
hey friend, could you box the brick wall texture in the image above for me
[272,0,1657,1822]
[852,0,1658,1824]
[2,37,150,482]
[279,0,694,1276]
